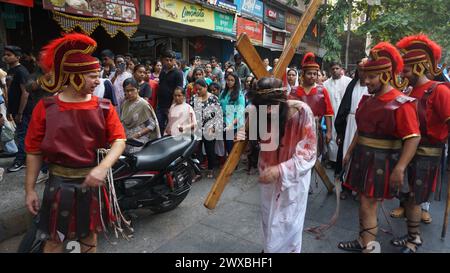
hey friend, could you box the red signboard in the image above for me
[0,0,33,7]
[237,17,263,45]
[42,0,140,23]
[272,30,285,45]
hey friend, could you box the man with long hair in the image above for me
[246,77,317,252]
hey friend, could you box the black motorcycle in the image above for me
[18,135,200,253]
[113,134,200,213]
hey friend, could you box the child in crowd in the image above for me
[164,87,197,137]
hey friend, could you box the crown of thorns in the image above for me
[249,87,288,104]
[255,87,288,94]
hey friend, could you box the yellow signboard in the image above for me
[151,0,215,31]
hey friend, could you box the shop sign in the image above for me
[285,12,300,33]
[236,16,262,45]
[42,0,140,23]
[263,4,284,29]
[263,26,285,50]
[205,0,237,12]
[235,0,263,20]
[0,0,33,7]
[214,11,234,35]
[151,0,215,30]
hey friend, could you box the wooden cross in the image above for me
[204,0,333,210]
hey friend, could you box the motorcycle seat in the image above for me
[134,135,193,170]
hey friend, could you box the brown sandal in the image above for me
[390,207,405,218]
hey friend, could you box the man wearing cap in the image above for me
[337,42,420,253]
[24,33,126,253]
[3,45,31,172]
[387,35,450,253]
[289,52,334,157]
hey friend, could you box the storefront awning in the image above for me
[263,23,289,34]
[52,11,138,38]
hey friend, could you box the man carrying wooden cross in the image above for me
[245,77,317,253]
[204,0,327,252]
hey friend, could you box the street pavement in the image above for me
[1,156,450,253]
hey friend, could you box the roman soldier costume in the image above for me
[397,34,450,204]
[289,52,334,119]
[338,42,420,253]
[344,42,420,199]
[289,52,333,156]
[386,35,450,252]
[25,33,126,244]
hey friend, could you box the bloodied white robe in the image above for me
[342,80,368,158]
[258,100,317,253]
[324,76,352,162]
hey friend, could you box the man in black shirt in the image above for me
[156,50,183,133]
[4,45,31,172]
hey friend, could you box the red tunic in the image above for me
[410,81,450,144]
[25,95,126,167]
[356,89,420,140]
[289,85,334,118]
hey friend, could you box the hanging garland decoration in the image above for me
[52,11,138,38]
[99,18,138,38]
[53,11,99,35]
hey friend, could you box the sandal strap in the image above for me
[359,225,378,238]
[78,240,97,253]
[338,239,364,252]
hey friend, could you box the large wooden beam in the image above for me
[204,0,323,210]
[235,34,270,80]
[273,0,322,79]
[204,138,248,210]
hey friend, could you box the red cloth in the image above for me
[295,85,334,116]
[185,83,197,104]
[25,95,125,155]
[357,89,420,139]
[410,81,450,143]
[148,79,158,109]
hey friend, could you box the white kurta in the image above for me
[342,81,368,158]
[258,100,317,253]
[323,76,352,162]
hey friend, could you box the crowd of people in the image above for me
[1,31,450,254]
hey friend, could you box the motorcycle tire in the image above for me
[17,215,45,253]
[149,190,190,214]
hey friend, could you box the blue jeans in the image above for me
[14,113,30,163]
[3,140,18,154]
[156,107,169,134]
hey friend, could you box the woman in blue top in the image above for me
[219,72,245,154]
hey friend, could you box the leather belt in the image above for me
[358,136,402,150]
[49,164,92,178]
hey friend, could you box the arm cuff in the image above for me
[402,134,420,140]
[113,139,127,142]
[26,151,42,155]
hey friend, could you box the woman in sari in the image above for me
[120,78,160,153]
